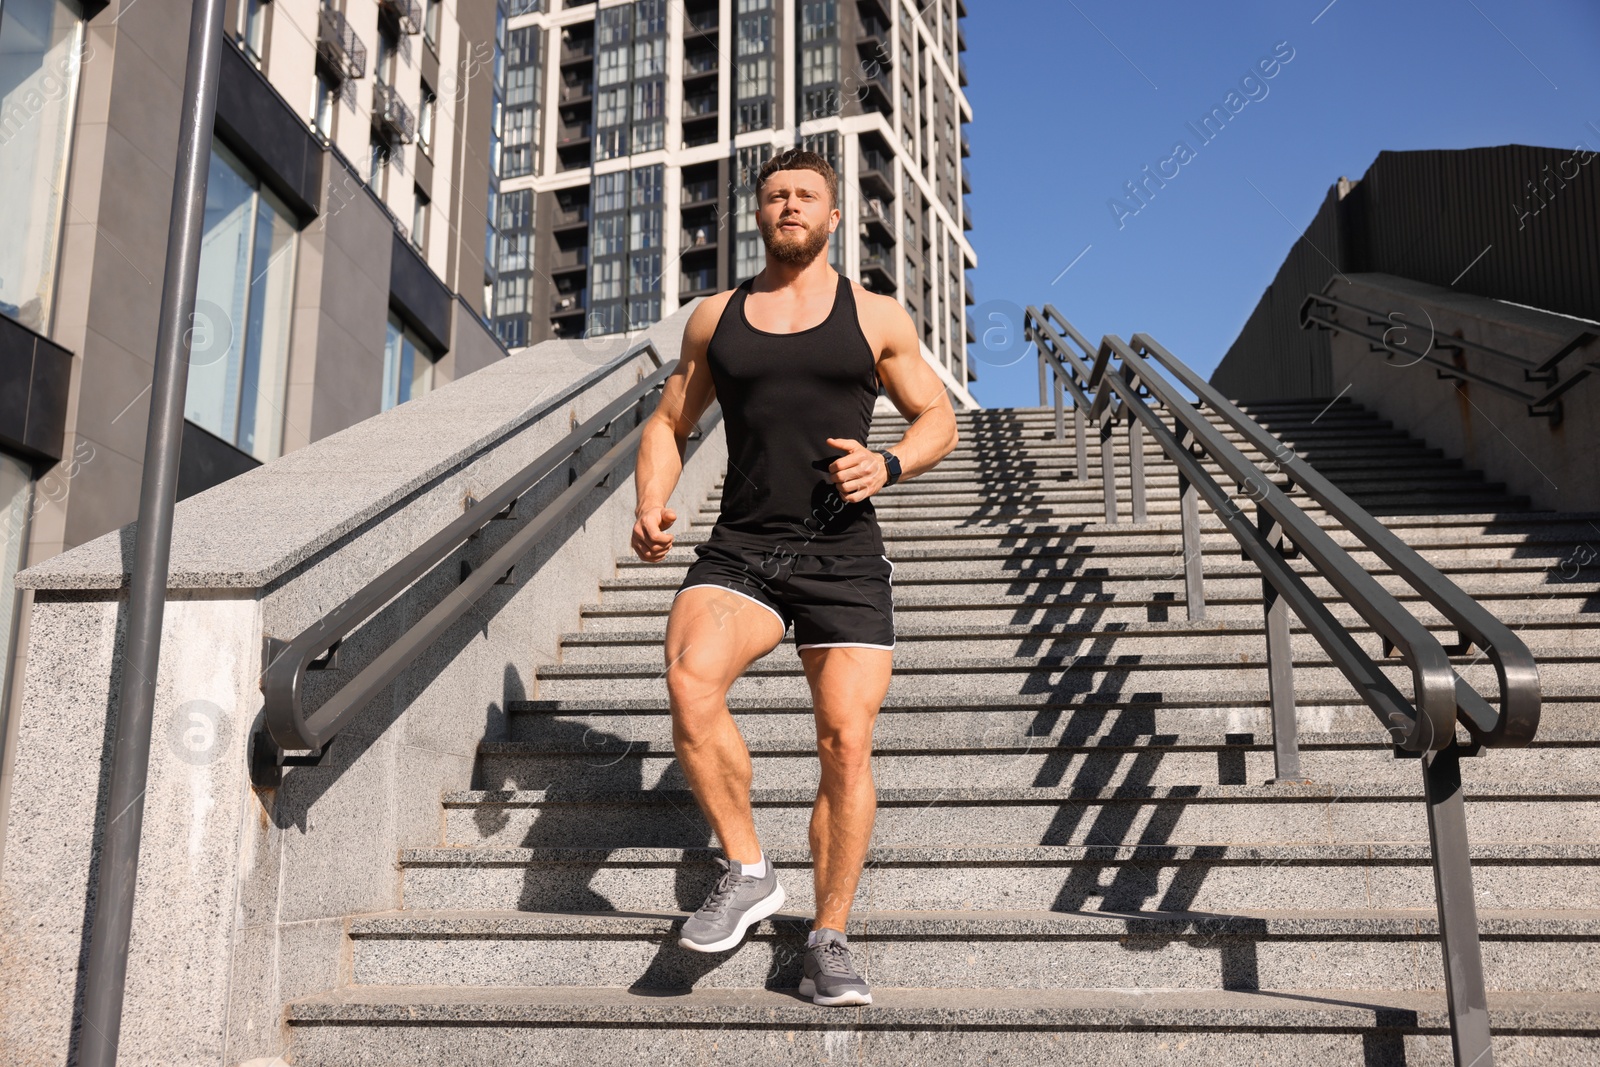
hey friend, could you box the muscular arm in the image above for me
[827,286,959,503]
[632,293,728,561]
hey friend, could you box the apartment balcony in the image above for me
[860,197,895,243]
[860,246,895,291]
[550,247,588,275]
[859,65,891,114]
[960,130,970,157]
[859,151,895,200]
[683,51,718,79]
[560,34,594,65]
[681,179,717,207]
[551,290,587,317]
[550,204,589,233]
[316,6,366,83]
[857,16,888,54]
[685,5,718,36]
[958,58,968,87]
[961,167,971,195]
[378,0,421,36]
[557,120,592,147]
[559,81,593,107]
[682,226,718,252]
[372,80,416,145]
[682,93,718,121]
[681,267,716,297]
[856,0,890,25]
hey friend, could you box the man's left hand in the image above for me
[825,437,888,503]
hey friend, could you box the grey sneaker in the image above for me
[799,927,873,1006]
[678,856,786,953]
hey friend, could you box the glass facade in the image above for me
[587,162,662,335]
[732,144,771,283]
[0,0,84,333]
[382,313,436,410]
[734,0,773,133]
[798,0,837,119]
[186,140,298,462]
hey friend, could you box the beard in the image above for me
[758,214,831,266]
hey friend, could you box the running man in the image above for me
[630,148,958,1006]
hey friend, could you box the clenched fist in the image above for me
[632,505,677,562]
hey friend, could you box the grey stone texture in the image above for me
[0,310,714,1065]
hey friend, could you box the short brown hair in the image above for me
[756,149,838,208]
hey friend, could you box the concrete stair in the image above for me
[285,400,1600,1064]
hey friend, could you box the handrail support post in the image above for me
[1260,507,1305,784]
[1074,404,1088,481]
[1127,412,1146,523]
[1099,413,1117,524]
[1423,743,1495,1066]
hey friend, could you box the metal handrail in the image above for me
[1023,305,1536,1066]
[252,351,684,786]
[1128,330,1541,749]
[1300,288,1599,422]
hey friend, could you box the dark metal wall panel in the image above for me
[390,231,454,355]
[177,418,262,501]
[1210,144,1600,402]
[0,314,72,463]
[214,39,324,222]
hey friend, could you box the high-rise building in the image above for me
[488,0,977,407]
[0,0,506,715]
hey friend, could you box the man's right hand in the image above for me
[632,505,677,562]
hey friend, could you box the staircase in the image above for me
[286,398,1600,1065]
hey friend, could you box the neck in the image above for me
[755,251,835,293]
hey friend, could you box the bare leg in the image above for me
[665,586,785,864]
[799,645,893,932]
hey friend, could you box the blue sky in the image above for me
[961,0,1600,408]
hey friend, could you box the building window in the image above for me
[423,0,440,47]
[312,70,338,138]
[417,83,436,153]
[236,0,268,65]
[0,0,85,333]
[186,140,298,461]
[382,313,437,410]
[368,135,389,195]
[411,186,429,251]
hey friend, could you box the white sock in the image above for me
[808,927,845,947]
[738,852,767,878]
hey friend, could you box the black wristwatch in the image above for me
[877,449,902,487]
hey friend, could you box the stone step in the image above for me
[556,616,1600,663]
[579,591,1598,631]
[284,985,1600,1067]
[438,781,1600,852]
[528,651,1599,704]
[474,735,1600,793]
[506,689,1600,736]
[343,907,1600,993]
[604,556,1596,591]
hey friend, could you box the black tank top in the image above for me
[703,272,886,555]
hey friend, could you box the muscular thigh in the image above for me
[799,645,893,735]
[666,585,786,694]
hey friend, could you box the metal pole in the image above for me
[1052,367,1065,441]
[1037,350,1047,407]
[1423,744,1495,1066]
[78,0,227,1058]
[1099,415,1117,524]
[1259,507,1304,784]
[1073,404,1088,481]
[1127,415,1146,523]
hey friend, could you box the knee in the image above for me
[817,728,874,778]
[666,661,725,739]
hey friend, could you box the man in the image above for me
[630,148,957,1006]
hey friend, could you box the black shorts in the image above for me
[672,539,896,652]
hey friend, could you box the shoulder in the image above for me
[848,280,917,354]
[682,288,739,349]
